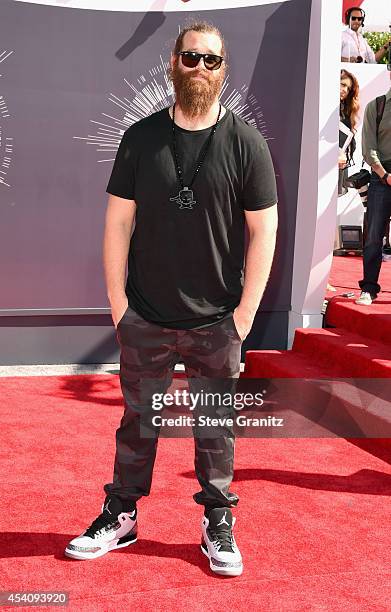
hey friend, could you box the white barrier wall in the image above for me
[288,0,341,346]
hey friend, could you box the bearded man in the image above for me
[65,21,278,576]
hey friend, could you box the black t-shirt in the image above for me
[106,107,277,329]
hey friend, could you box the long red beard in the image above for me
[171,61,225,118]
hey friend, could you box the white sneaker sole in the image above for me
[64,536,137,560]
[201,542,243,577]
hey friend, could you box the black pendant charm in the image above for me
[170,187,196,210]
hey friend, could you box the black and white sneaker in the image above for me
[201,508,243,576]
[65,495,137,560]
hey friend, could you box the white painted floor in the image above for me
[0,363,245,376]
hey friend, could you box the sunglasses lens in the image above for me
[204,55,222,70]
[180,53,200,68]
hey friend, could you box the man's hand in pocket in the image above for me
[111,295,129,329]
[233,306,254,341]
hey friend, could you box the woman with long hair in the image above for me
[338,69,360,196]
[328,70,360,291]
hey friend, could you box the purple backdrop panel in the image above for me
[0,0,311,311]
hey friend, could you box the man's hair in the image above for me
[344,7,365,26]
[173,21,227,59]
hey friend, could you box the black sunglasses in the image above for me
[177,51,224,71]
[351,16,363,21]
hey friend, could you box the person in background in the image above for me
[357,71,391,305]
[328,69,360,292]
[338,69,360,197]
[341,6,389,64]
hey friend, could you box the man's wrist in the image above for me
[380,172,389,185]
[107,290,127,304]
[235,304,257,319]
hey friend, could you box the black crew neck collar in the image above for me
[166,106,230,134]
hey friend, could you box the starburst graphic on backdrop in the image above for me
[74,57,270,163]
[0,49,14,188]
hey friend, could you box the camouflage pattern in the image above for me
[103,305,242,509]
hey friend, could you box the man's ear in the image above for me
[169,52,177,81]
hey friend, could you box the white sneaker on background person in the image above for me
[355,291,374,306]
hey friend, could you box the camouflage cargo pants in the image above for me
[104,304,242,510]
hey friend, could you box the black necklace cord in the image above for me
[171,103,222,191]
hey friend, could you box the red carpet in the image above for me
[245,256,391,378]
[1,257,391,609]
[1,374,391,610]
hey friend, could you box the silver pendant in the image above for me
[170,187,196,210]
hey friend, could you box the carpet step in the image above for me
[292,328,391,378]
[243,350,336,378]
[325,297,391,345]
[243,352,391,438]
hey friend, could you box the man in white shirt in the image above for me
[341,6,389,64]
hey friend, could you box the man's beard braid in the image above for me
[172,61,225,118]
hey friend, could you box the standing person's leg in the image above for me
[179,314,241,510]
[65,305,180,560]
[362,209,368,247]
[104,305,180,505]
[178,314,243,576]
[358,174,391,300]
